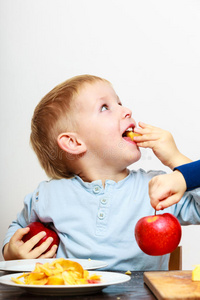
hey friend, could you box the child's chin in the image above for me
[131,149,141,163]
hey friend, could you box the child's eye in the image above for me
[101,105,109,112]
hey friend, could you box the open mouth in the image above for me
[122,125,135,137]
[122,126,141,141]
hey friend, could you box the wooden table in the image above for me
[0,270,156,299]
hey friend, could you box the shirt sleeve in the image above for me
[2,192,39,249]
[172,187,200,225]
[174,160,200,191]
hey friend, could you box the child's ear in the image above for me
[57,132,87,155]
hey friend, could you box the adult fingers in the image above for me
[155,194,181,211]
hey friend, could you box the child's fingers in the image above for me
[23,231,47,252]
[4,228,58,260]
[137,122,158,132]
[19,235,55,259]
[134,122,162,144]
[133,132,159,145]
[29,237,57,259]
[11,227,30,243]
[18,235,57,259]
[138,121,149,129]
[39,244,58,259]
[134,123,151,135]
[134,140,155,148]
[134,137,161,150]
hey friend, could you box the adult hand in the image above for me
[149,171,187,210]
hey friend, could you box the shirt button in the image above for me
[35,191,39,202]
[98,211,105,220]
[93,186,101,194]
[101,198,107,205]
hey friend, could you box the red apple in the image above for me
[22,222,60,253]
[135,213,181,256]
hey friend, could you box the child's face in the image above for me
[74,81,141,169]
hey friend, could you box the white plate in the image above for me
[0,258,107,272]
[0,271,130,296]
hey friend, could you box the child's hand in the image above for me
[134,122,191,169]
[3,227,58,260]
[149,171,187,210]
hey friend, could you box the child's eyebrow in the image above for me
[98,95,121,104]
[116,95,122,105]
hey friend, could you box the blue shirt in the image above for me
[174,160,200,191]
[3,169,200,271]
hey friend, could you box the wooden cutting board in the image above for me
[143,271,200,300]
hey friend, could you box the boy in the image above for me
[3,75,200,270]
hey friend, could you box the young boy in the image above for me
[3,75,200,271]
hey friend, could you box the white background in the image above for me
[0,0,200,269]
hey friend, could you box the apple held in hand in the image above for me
[22,222,60,253]
[135,213,181,256]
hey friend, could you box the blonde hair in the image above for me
[30,74,109,179]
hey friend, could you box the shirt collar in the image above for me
[73,170,131,192]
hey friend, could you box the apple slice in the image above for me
[126,131,141,141]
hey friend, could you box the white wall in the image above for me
[0,0,200,269]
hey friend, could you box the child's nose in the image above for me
[122,106,132,118]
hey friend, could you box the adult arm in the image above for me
[174,160,200,191]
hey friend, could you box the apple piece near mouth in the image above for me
[125,131,141,141]
[134,213,182,256]
[22,222,60,253]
